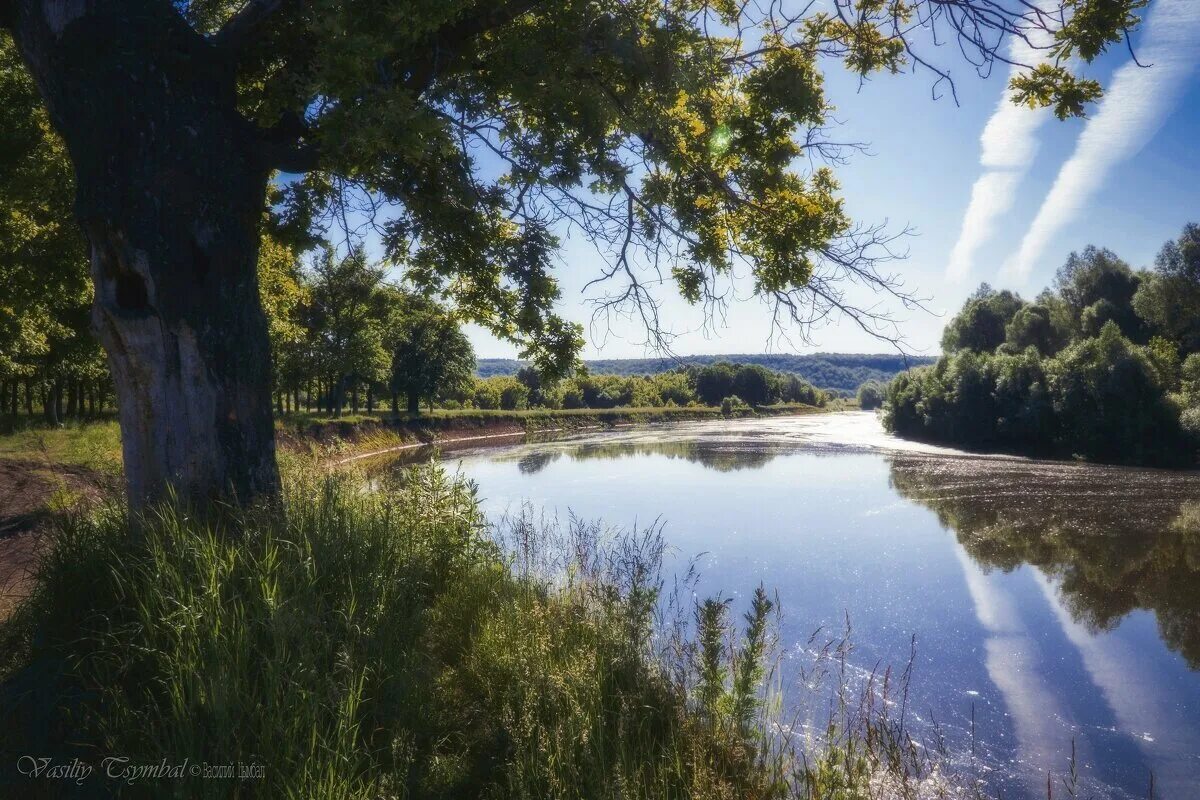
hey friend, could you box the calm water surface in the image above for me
[395,412,1200,798]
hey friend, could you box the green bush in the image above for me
[855,380,884,410]
[720,395,748,415]
[884,323,1194,465]
[882,230,1200,467]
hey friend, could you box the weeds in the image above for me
[0,461,1119,799]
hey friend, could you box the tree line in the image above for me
[884,224,1200,466]
[1,228,834,420]
[470,361,829,412]
[478,353,934,393]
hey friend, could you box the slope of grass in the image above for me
[0,464,942,799]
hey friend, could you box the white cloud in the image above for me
[1005,0,1200,281]
[946,36,1054,283]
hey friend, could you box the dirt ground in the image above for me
[0,460,103,621]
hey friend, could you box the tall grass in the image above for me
[1,463,963,799]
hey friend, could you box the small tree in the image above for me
[694,363,737,406]
[856,381,884,410]
[302,247,390,417]
[515,365,545,407]
[942,284,1026,354]
[733,364,779,407]
[388,295,475,414]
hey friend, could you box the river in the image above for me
[390,411,1200,798]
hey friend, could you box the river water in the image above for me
[393,411,1200,798]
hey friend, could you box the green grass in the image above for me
[0,463,944,799]
[0,418,122,474]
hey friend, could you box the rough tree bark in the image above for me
[7,1,280,510]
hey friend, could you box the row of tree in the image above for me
[0,227,480,422]
[883,224,1200,466]
[466,362,830,411]
[256,244,478,417]
[2,222,836,420]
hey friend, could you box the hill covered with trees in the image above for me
[884,224,1200,467]
[479,353,933,392]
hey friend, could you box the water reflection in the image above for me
[495,437,1200,670]
[490,436,1200,667]
[397,415,1200,797]
[887,455,1200,670]
[508,440,782,474]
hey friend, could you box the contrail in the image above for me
[945,35,1054,283]
[1005,0,1200,281]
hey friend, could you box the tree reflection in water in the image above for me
[508,441,782,475]
[887,454,1200,669]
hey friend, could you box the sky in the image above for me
[462,1,1200,360]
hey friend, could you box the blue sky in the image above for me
[467,0,1200,361]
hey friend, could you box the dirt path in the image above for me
[0,460,105,621]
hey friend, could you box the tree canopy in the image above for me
[884,224,1200,467]
[941,284,1026,355]
[388,294,475,414]
[4,0,1144,360]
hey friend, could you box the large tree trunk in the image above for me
[9,3,280,510]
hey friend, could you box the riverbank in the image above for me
[0,455,929,798]
[0,404,836,618]
[281,402,836,462]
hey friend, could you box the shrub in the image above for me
[1046,321,1185,463]
[855,380,884,410]
[720,395,748,415]
[472,376,529,410]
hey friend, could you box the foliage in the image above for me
[1054,245,1146,341]
[732,364,780,407]
[297,246,392,415]
[388,293,476,413]
[940,284,1025,354]
[479,353,935,393]
[720,395,748,415]
[884,231,1200,466]
[0,36,103,413]
[1003,301,1069,356]
[473,376,530,411]
[855,380,884,410]
[694,362,738,406]
[1133,223,1200,354]
[3,0,1140,388]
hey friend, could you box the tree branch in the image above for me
[255,111,320,173]
[211,0,290,58]
[403,1,544,94]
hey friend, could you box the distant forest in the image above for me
[477,354,934,392]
